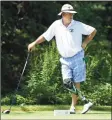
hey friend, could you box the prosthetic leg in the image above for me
[63,78,88,103]
[63,78,93,114]
[67,85,89,104]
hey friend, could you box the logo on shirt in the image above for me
[69,29,74,32]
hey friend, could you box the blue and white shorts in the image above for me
[60,50,86,83]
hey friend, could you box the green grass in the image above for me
[1,105,111,119]
[1,111,111,119]
[1,105,111,111]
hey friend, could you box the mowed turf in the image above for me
[1,111,111,119]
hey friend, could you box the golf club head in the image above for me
[2,109,10,114]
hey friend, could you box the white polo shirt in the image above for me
[42,19,95,58]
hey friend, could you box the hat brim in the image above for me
[58,11,77,16]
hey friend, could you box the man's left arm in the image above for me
[82,29,97,49]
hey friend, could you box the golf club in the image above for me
[2,52,30,114]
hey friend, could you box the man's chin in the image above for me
[69,18,73,22]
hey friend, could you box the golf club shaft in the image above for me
[15,52,30,93]
[9,52,30,111]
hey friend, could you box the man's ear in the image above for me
[62,12,65,17]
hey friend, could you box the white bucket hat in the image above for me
[58,4,77,16]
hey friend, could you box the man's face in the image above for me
[62,12,74,23]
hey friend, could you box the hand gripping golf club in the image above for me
[2,52,30,114]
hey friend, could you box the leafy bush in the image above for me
[87,83,111,105]
[16,94,27,105]
[1,94,32,105]
[26,41,62,104]
[1,96,10,105]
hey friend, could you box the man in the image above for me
[28,4,97,114]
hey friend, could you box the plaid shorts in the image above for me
[60,50,86,83]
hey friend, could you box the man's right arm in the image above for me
[28,35,45,52]
[28,21,56,52]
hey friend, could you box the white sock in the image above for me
[70,106,75,110]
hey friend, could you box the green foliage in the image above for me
[88,83,111,106]
[1,96,10,105]
[81,40,112,105]
[26,41,62,104]
[16,94,27,105]
[1,94,35,105]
